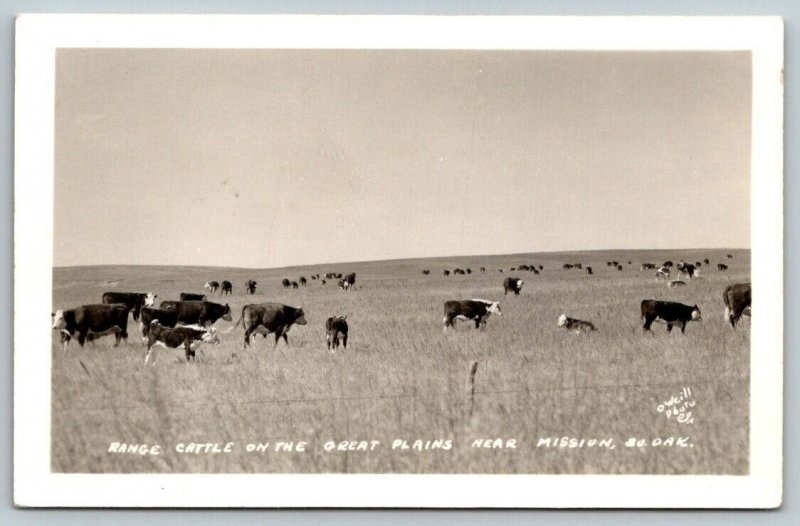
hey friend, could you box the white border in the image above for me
[14,15,783,508]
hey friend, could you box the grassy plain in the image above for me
[50,249,750,474]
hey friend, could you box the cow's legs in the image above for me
[666,323,673,333]
[679,321,687,334]
[183,340,195,361]
[342,334,347,349]
[642,317,653,333]
[243,326,255,347]
[144,345,155,366]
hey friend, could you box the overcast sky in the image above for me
[54,49,751,268]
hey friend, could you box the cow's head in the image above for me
[144,292,157,307]
[294,308,308,325]
[202,327,220,345]
[557,314,568,327]
[691,305,702,321]
[488,302,502,316]
[222,304,233,322]
[517,279,524,288]
[52,310,66,330]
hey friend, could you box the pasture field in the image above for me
[50,249,750,474]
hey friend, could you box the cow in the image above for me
[703,258,710,265]
[321,279,327,285]
[291,281,299,289]
[663,261,674,269]
[573,263,582,270]
[717,263,729,271]
[655,266,670,280]
[586,267,593,275]
[180,292,207,301]
[52,304,130,350]
[443,299,502,331]
[641,300,701,334]
[562,264,573,270]
[204,281,219,294]
[340,273,356,290]
[144,322,220,365]
[668,280,686,288]
[498,269,504,273]
[466,268,472,274]
[727,254,734,259]
[616,265,623,271]
[443,269,451,277]
[480,267,486,273]
[221,280,233,295]
[538,265,543,271]
[640,263,656,271]
[233,303,308,348]
[695,261,703,268]
[453,268,465,275]
[282,278,291,288]
[422,269,430,275]
[611,261,619,266]
[158,300,233,327]
[678,263,697,279]
[723,283,751,329]
[557,314,597,333]
[245,280,257,294]
[532,268,540,275]
[299,277,307,286]
[139,306,179,342]
[503,277,524,296]
[101,292,156,321]
[325,316,348,351]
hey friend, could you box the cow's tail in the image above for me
[222,306,246,334]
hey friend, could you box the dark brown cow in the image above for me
[233,303,308,348]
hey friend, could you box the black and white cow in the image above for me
[52,304,130,349]
[325,316,349,351]
[503,277,524,296]
[480,267,486,273]
[291,281,299,289]
[158,300,233,327]
[655,266,670,280]
[144,322,220,365]
[139,306,180,342]
[443,299,502,331]
[557,314,597,333]
[339,273,356,290]
[299,277,307,286]
[717,263,729,271]
[641,300,701,334]
[233,303,308,348]
[640,263,656,271]
[221,280,233,295]
[245,280,257,294]
[723,283,751,329]
[179,292,206,301]
[204,281,219,294]
[101,292,156,321]
[586,266,593,275]
[678,263,697,279]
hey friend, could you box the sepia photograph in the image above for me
[14,15,783,507]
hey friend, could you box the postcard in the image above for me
[14,14,783,507]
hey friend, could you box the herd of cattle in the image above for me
[51,256,750,365]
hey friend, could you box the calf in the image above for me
[325,316,349,351]
[443,299,502,331]
[52,304,130,349]
[641,300,701,334]
[139,306,179,341]
[221,280,233,294]
[204,281,219,294]
[145,322,220,365]
[503,277,524,296]
[557,314,597,333]
[245,280,257,294]
[723,283,751,329]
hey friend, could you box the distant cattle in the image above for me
[282,278,291,288]
[668,280,686,288]
[538,265,543,271]
[723,283,751,329]
[139,306,179,341]
[144,322,220,365]
[510,267,516,271]
[101,292,156,321]
[498,269,504,273]
[727,254,733,259]
[291,281,299,289]
[640,263,656,270]
[616,265,623,271]
[586,267,593,275]
[221,281,233,295]
[611,261,619,266]
[342,273,356,290]
[443,299,502,331]
[703,258,710,265]
[454,268,466,275]
[532,268,540,275]
[52,304,130,350]
[422,270,430,275]
[179,292,206,301]
[519,265,529,271]
[606,261,614,267]
[503,277,524,295]
[573,263,582,270]
[158,300,233,327]
[443,270,451,276]
[641,300,701,334]
[234,303,308,348]
[655,266,670,280]
[695,261,703,268]
[717,263,728,271]
[299,277,307,286]
[325,316,349,351]
[662,261,673,269]
[466,268,472,274]
[563,264,573,270]
[678,263,697,279]
[321,279,327,285]
[557,314,597,333]
[480,267,486,273]
[204,281,219,294]
[245,280,257,294]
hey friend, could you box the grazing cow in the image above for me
[282,278,291,288]
[245,280,257,294]
[499,269,504,273]
[221,280,233,295]
[573,263,582,270]
[611,261,619,266]
[662,261,674,269]
[101,292,156,321]
[204,281,219,294]
[723,283,751,329]
[727,254,733,259]
[299,277,307,286]
[480,267,486,273]
[532,268,540,275]
[325,316,349,351]
[668,280,686,288]
[655,266,670,280]
[443,269,451,276]
[717,263,729,271]
[344,273,357,289]
[678,263,697,279]
[503,277,524,295]
[454,268,465,275]
[139,306,179,341]
[616,265,623,271]
[52,304,130,349]
[422,269,430,275]
[291,281,299,289]
[179,292,206,301]
[703,258,710,265]
[443,299,502,331]
[158,300,233,327]
[562,264,573,270]
[234,303,308,348]
[641,300,701,334]
[557,314,597,333]
[321,279,327,285]
[538,265,543,271]
[144,322,220,365]
[519,265,529,271]
[695,261,703,268]
[606,261,613,267]
[466,268,472,274]
[586,267,593,275]
[640,263,656,271]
